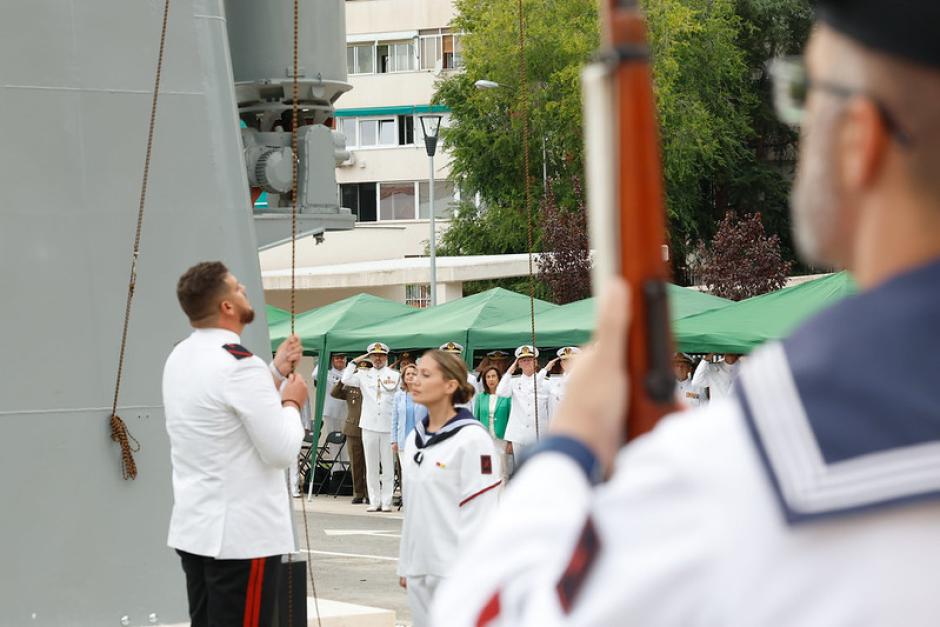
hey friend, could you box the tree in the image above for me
[436,0,812,285]
[690,211,792,301]
[537,177,591,304]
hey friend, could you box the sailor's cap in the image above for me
[557,346,581,360]
[439,341,464,354]
[673,352,694,364]
[486,350,510,359]
[515,345,539,359]
[367,341,390,355]
[357,360,373,369]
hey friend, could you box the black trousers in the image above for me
[177,549,280,627]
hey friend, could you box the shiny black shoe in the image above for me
[351,497,366,505]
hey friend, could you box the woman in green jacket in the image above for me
[473,366,512,477]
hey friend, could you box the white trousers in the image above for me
[289,462,299,496]
[361,428,393,508]
[406,575,444,627]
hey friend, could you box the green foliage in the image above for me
[437,0,813,281]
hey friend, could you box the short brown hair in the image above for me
[176,261,230,322]
[423,350,475,406]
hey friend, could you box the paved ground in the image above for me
[291,496,411,626]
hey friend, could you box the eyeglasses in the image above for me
[768,56,912,146]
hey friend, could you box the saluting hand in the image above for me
[274,334,303,375]
[550,279,629,476]
[351,353,370,364]
[508,359,519,375]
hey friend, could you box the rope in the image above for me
[287,2,323,625]
[108,0,171,480]
[517,0,540,440]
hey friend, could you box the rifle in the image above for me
[583,0,678,441]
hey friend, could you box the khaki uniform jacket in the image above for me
[332,381,363,438]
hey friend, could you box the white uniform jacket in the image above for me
[320,366,348,420]
[496,372,549,446]
[536,369,569,420]
[341,362,400,432]
[398,409,502,578]
[691,359,740,401]
[163,328,304,559]
[433,258,940,626]
[675,375,706,408]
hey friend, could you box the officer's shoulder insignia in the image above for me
[222,343,253,360]
[480,454,493,475]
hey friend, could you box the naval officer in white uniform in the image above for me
[690,352,741,402]
[537,347,581,420]
[496,345,550,460]
[673,353,706,408]
[433,3,940,625]
[342,341,401,512]
[163,261,308,627]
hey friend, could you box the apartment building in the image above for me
[336,0,461,225]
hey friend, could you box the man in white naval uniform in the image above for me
[163,261,308,627]
[342,342,401,512]
[673,353,706,408]
[690,352,741,402]
[537,347,581,420]
[433,3,940,626]
[496,345,549,460]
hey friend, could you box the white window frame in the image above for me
[378,180,419,221]
[417,30,464,72]
[346,43,375,75]
[405,284,432,308]
[345,116,398,149]
[378,40,417,74]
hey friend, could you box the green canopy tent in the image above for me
[265,304,291,328]
[468,284,731,352]
[269,293,418,441]
[324,288,557,363]
[674,271,857,354]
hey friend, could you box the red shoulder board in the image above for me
[222,343,253,360]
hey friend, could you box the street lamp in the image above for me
[474,78,548,191]
[419,113,443,306]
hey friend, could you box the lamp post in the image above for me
[474,79,548,191]
[419,113,443,306]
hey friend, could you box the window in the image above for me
[340,182,377,222]
[418,31,463,71]
[397,115,414,145]
[377,41,415,73]
[378,119,396,145]
[346,43,373,75]
[341,118,357,147]
[360,119,377,146]
[418,180,457,219]
[379,182,416,220]
[405,284,432,309]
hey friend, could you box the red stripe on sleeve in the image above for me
[459,479,502,507]
[476,590,501,627]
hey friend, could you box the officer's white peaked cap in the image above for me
[557,346,581,360]
[515,345,539,359]
[367,341,390,355]
[439,341,464,354]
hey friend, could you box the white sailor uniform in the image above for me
[691,357,740,402]
[399,409,502,627]
[432,258,940,626]
[675,374,706,408]
[163,328,304,559]
[496,371,550,458]
[342,361,400,509]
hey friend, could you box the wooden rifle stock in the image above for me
[585,0,679,441]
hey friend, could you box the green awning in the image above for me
[334,104,449,118]
[468,284,731,352]
[265,304,291,327]
[324,288,556,358]
[674,272,858,354]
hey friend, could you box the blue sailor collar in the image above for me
[413,408,482,455]
[737,258,940,525]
